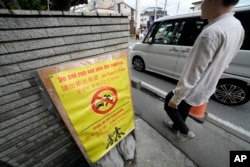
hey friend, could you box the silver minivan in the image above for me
[130,6,250,106]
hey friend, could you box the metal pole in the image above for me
[114,0,117,12]
[136,0,141,29]
[176,0,180,14]
[154,0,158,21]
[164,0,167,15]
[94,0,96,9]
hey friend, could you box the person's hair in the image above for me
[222,0,239,6]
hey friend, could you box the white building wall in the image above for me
[140,15,149,27]
[119,3,131,14]
[90,0,124,9]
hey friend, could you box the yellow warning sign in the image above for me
[49,55,135,163]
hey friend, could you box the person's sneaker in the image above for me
[164,120,178,134]
[176,131,195,141]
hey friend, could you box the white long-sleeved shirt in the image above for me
[171,13,245,106]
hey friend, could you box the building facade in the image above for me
[140,7,165,29]
[89,0,123,10]
[190,0,202,12]
[89,0,136,34]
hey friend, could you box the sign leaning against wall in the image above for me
[37,52,135,164]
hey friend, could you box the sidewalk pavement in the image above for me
[128,118,197,167]
[129,77,250,167]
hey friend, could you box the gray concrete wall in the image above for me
[0,9,129,167]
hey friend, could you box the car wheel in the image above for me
[212,79,250,106]
[132,57,145,72]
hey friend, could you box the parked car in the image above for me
[129,6,250,106]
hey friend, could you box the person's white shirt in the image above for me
[171,12,245,106]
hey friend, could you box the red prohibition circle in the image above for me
[91,86,118,114]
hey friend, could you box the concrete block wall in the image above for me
[0,9,129,167]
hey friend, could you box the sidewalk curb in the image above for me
[131,77,207,123]
[131,76,167,98]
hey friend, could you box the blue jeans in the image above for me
[164,91,192,134]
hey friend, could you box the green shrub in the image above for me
[130,34,135,38]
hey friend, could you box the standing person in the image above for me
[135,28,140,40]
[143,28,148,37]
[164,0,244,141]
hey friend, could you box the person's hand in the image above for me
[168,100,178,109]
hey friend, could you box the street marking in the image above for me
[208,113,250,139]
[141,82,167,98]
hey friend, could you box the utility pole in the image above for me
[176,0,180,14]
[114,0,117,12]
[136,0,141,29]
[94,0,96,10]
[164,0,167,15]
[154,0,158,21]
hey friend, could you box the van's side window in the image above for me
[152,21,182,45]
[144,23,159,43]
[147,18,207,46]
[178,18,207,46]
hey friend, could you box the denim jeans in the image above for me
[164,91,192,134]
